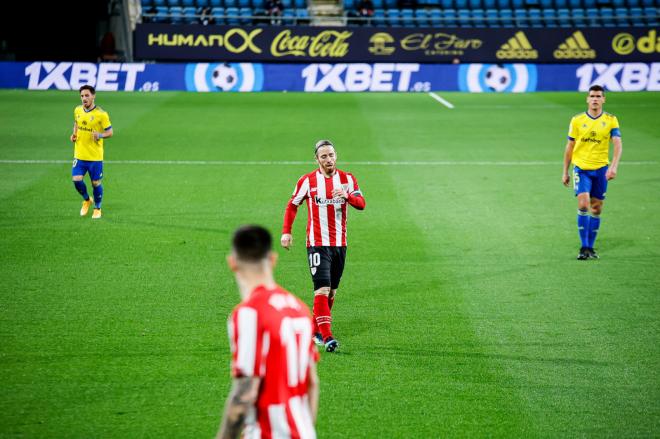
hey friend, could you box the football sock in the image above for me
[93,184,103,209]
[577,209,590,248]
[313,294,332,340]
[74,180,90,200]
[588,214,601,249]
[312,317,320,335]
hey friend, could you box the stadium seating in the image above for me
[415,8,430,25]
[443,8,458,24]
[499,8,515,25]
[472,8,487,25]
[557,7,571,25]
[142,0,659,28]
[429,8,442,24]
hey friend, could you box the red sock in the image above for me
[313,294,332,340]
[312,314,320,335]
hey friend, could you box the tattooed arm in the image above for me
[216,376,261,439]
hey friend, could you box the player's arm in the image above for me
[216,376,261,439]
[562,138,575,187]
[331,186,366,210]
[308,360,319,423]
[282,176,308,249]
[70,122,78,142]
[606,135,622,181]
[281,200,300,250]
[93,127,113,142]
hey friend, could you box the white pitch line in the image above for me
[428,92,455,109]
[0,160,657,166]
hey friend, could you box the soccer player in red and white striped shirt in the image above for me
[280,140,366,353]
[217,225,319,439]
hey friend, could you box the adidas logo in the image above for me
[496,31,538,59]
[553,31,596,59]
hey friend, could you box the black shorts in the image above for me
[307,246,347,291]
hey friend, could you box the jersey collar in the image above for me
[83,105,96,113]
[585,111,603,120]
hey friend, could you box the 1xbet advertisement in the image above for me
[1,61,659,92]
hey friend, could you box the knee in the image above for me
[72,176,83,182]
[314,287,330,297]
[91,180,102,187]
[591,205,602,216]
[328,290,336,300]
[577,200,590,211]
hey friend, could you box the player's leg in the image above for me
[90,161,104,219]
[587,166,608,258]
[72,159,93,216]
[308,247,334,348]
[574,167,592,260]
[328,289,336,310]
[328,247,347,311]
[322,247,346,352]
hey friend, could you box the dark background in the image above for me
[0,0,110,61]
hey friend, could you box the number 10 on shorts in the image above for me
[309,253,320,275]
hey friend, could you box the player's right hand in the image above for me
[280,234,292,250]
[562,173,570,187]
[70,134,77,142]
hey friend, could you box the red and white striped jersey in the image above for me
[287,169,364,247]
[228,285,319,439]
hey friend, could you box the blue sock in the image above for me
[93,184,103,209]
[588,215,601,249]
[577,209,590,248]
[74,180,90,200]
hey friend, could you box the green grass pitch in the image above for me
[0,90,658,438]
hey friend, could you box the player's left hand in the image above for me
[606,168,617,180]
[332,188,348,200]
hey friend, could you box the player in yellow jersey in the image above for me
[562,85,622,260]
[70,85,113,219]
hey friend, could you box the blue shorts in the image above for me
[72,159,103,181]
[573,165,607,200]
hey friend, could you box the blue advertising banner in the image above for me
[1,61,659,92]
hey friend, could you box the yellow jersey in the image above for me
[73,105,112,161]
[567,111,620,170]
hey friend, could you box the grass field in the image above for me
[0,89,659,438]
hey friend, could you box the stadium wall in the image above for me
[1,61,659,92]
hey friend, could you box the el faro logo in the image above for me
[612,30,660,55]
[554,31,596,59]
[369,32,396,55]
[496,31,538,59]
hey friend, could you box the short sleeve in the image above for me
[610,116,621,137]
[348,173,362,197]
[291,175,309,206]
[228,306,266,378]
[102,111,112,131]
[567,117,577,141]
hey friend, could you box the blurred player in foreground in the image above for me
[281,140,366,352]
[217,225,319,439]
[70,85,113,219]
[562,85,622,260]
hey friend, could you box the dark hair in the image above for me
[314,139,334,155]
[232,225,272,262]
[79,85,96,95]
[589,84,605,94]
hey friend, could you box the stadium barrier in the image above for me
[134,24,660,63]
[1,61,659,92]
